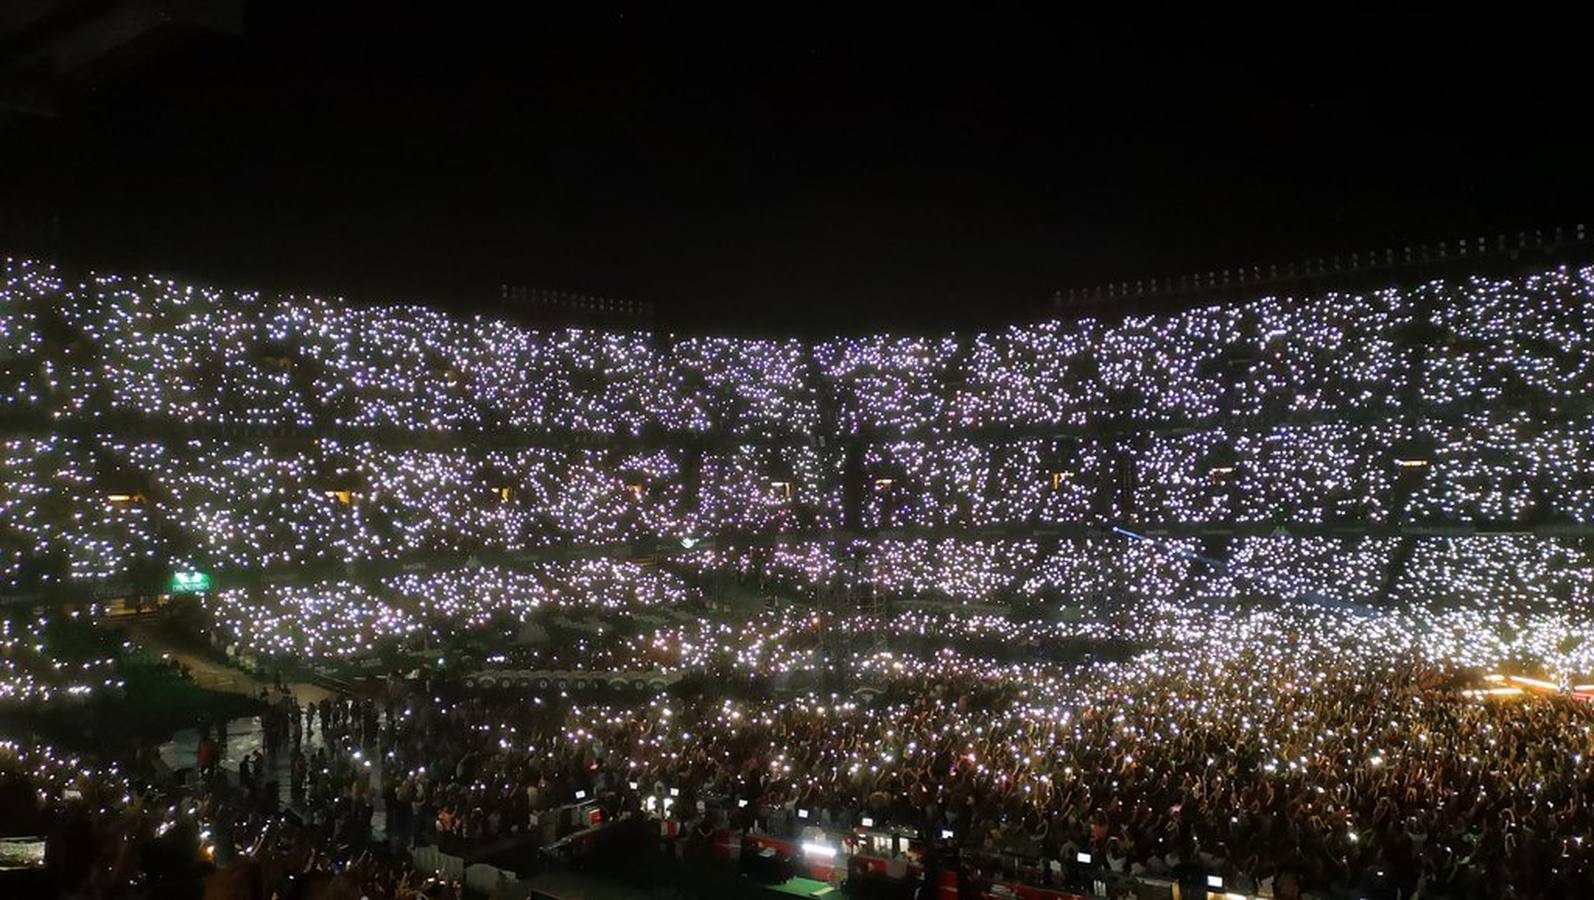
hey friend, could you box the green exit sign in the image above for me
[170,571,211,594]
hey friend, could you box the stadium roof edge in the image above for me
[6,222,1592,340]
[1045,224,1593,324]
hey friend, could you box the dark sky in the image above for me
[2,5,1590,334]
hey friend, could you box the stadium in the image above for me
[4,6,1594,899]
[4,233,1594,899]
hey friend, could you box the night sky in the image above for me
[1,5,1590,334]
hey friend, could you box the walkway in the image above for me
[120,618,331,705]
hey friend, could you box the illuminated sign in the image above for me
[170,571,211,594]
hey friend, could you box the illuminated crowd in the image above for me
[6,252,1594,896]
[1,257,1588,440]
[203,561,694,662]
[5,256,1594,594]
[0,732,458,898]
[202,597,1594,898]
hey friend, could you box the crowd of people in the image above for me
[11,257,1587,436]
[375,595,1594,897]
[1,685,464,898]
[4,255,1594,597]
[74,528,1588,680]
[6,254,1594,898]
[0,609,125,705]
[9,418,1594,595]
[2,585,1594,896]
[183,598,1594,898]
[0,259,1591,526]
